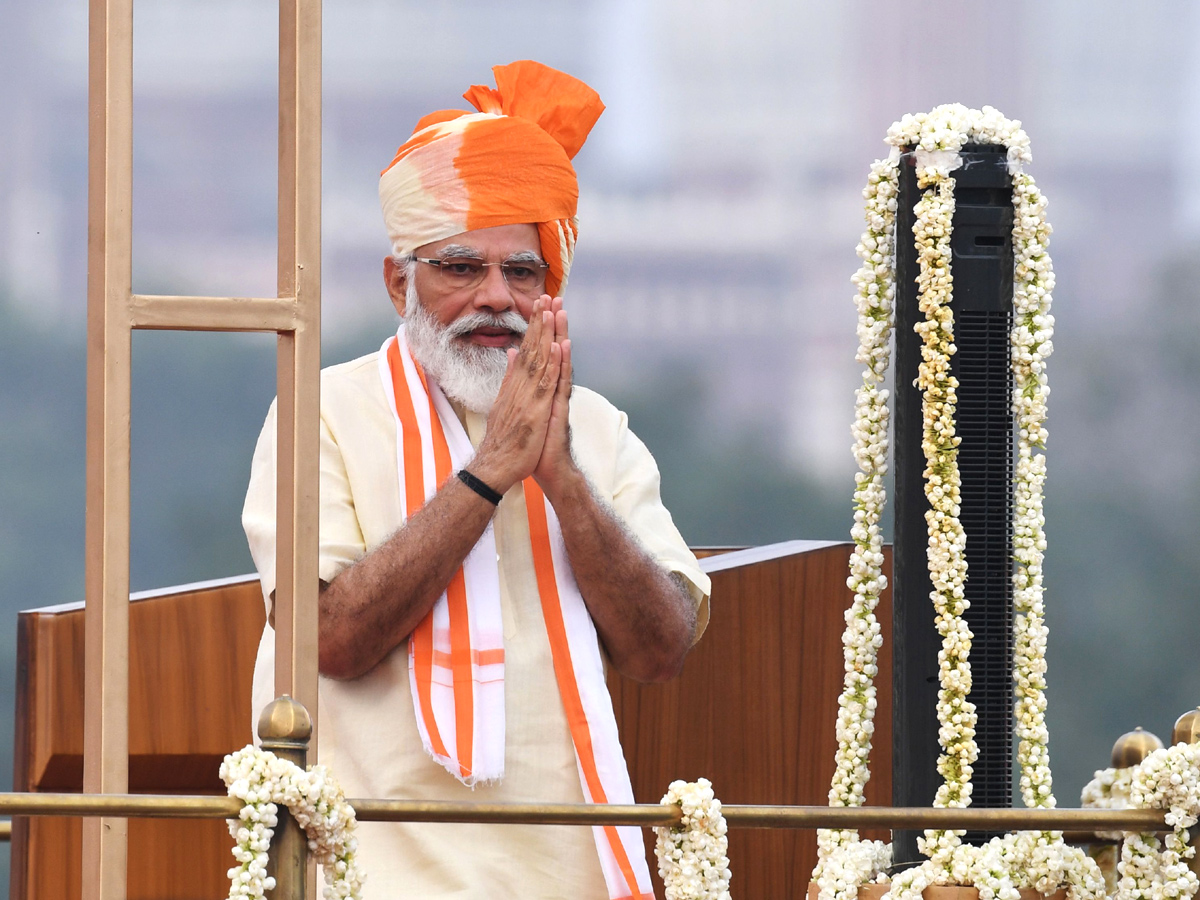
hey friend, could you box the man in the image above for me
[243,60,710,899]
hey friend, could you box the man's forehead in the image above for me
[416,223,540,258]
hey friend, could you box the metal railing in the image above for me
[0,796,1169,831]
[349,804,1169,832]
[9,697,1164,897]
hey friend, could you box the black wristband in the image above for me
[457,468,504,505]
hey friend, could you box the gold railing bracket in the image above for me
[258,694,314,750]
[1174,708,1200,747]
[258,695,313,900]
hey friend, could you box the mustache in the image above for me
[444,311,528,339]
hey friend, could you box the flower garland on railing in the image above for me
[1082,743,1200,900]
[656,779,732,900]
[814,104,1107,900]
[220,745,365,900]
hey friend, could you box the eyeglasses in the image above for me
[414,256,549,296]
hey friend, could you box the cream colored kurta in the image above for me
[243,350,710,900]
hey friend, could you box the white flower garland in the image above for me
[912,161,975,863]
[220,745,365,900]
[1082,744,1200,900]
[815,104,1102,900]
[656,779,732,900]
[813,153,899,900]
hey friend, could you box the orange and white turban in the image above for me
[379,60,605,298]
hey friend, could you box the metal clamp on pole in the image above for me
[258,695,313,900]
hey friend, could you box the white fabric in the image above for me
[243,347,711,899]
[377,333,506,785]
[381,326,653,897]
[537,491,654,897]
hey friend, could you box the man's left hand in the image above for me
[532,295,580,499]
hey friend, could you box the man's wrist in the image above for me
[464,448,518,497]
[457,469,504,505]
[537,459,587,506]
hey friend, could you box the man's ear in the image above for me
[383,256,408,318]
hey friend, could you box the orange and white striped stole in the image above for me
[380,326,653,900]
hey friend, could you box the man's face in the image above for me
[385,222,543,355]
[384,222,545,413]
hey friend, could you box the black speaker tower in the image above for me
[891,144,1016,866]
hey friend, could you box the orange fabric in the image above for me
[414,365,477,780]
[538,220,568,301]
[523,480,649,900]
[426,391,475,779]
[379,60,603,299]
[388,340,428,520]
[431,647,505,668]
[387,340,450,762]
[484,60,605,160]
[381,112,468,176]
[457,117,578,228]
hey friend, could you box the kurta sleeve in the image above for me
[241,398,368,618]
[607,409,712,641]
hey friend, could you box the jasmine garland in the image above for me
[656,779,733,900]
[815,105,1103,900]
[220,745,364,900]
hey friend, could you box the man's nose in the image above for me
[471,264,516,312]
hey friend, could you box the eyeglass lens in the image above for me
[438,257,546,295]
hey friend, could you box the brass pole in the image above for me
[344,801,1169,833]
[259,696,312,900]
[0,793,1171,833]
[0,794,241,817]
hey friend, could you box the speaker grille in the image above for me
[953,309,1014,820]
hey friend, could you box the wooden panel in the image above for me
[609,542,894,900]
[17,816,234,900]
[689,547,747,559]
[14,544,892,899]
[12,577,266,900]
[20,579,265,793]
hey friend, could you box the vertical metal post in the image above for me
[83,0,133,895]
[81,0,322,894]
[273,0,322,735]
[259,696,313,900]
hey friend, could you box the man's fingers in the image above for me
[529,309,553,374]
[553,338,572,408]
[515,300,550,376]
[525,300,544,348]
[519,296,544,352]
[539,343,562,395]
[554,307,568,345]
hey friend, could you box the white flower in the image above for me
[656,779,732,900]
[220,745,365,900]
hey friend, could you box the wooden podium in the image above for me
[11,540,892,899]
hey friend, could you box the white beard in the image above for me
[401,283,526,414]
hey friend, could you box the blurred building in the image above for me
[2,0,1198,475]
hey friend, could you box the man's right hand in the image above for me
[470,295,564,494]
